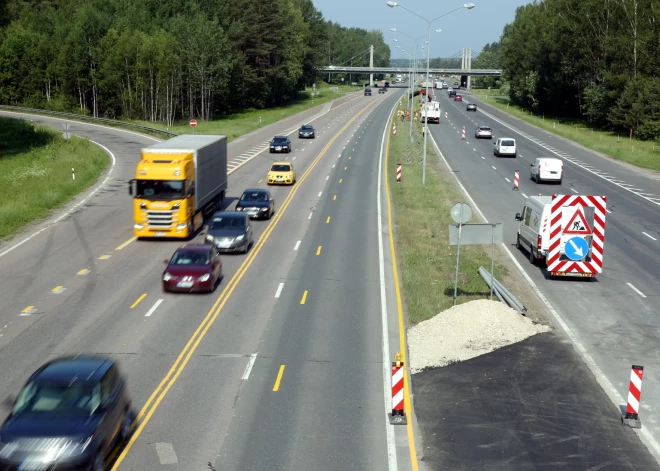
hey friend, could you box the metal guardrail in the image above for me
[0,105,178,137]
[478,266,528,315]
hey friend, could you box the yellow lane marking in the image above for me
[273,365,286,392]
[115,237,136,251]
[300,290,308,304]
[99,255,111,260]
[326,217,331,224]
[109,96,380,471]
[51,286,64,293]
[316,246,322,256]
[333,195,337,201]
[130,294,147,309]
[339,179,343,183]
[384,107,420,470]
[258,179,263,183]
[77,269,90,275]
[21,306,34,313]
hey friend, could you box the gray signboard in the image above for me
[449,223,503,246]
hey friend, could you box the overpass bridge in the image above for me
[321,65,501,77]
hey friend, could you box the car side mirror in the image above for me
[128,179,134,196]
[2,396,16,410]
[530,163,534,166]
[163,259,169,264]
[515,213,522,221]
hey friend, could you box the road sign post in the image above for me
[189,119,197,134]
[450,203,472,306]
[62,122,70,141]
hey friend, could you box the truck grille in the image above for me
[147,210,174,228]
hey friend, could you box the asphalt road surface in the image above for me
[0,89,420,470]
[429,89,660,462]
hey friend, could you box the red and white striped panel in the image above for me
[626,365,644,418]
[392,364,404,413]
[547,195,607,274]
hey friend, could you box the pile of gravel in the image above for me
[408,299,550,373]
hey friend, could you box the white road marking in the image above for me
[428,128,660,463]
[627,282,647,298]
[308,212,313,219]
[606,209,612,214]
[642,232,658,241]
[473,148,476,151]
[155,443,178,465]
[294,240,301,250]
[318,191,322,197]
[522,193,529,198]
[275,283,284,298]
[292,157,296,160]
[492,166,497,170]
[571,189,579,193]
[326,175,329,181]
[377,99,399,471]
[505,178,511,182]
[242,353,258,380]
[144,299,163,317]
[332,164,335,168]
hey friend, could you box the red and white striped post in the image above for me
[622,365,644,428]
[389,352,407,425]
[396,164,402,183]
[393,124,397,135]
[461,127,466,140]
[445,112,448,120]
[513,170,520,191]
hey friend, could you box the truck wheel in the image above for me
[529,248,536,265]
[515,235,522,250]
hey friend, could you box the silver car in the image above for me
[475,126,492,139]
[466,103,477,112]
[205,212,254,254]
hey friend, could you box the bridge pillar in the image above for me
[369,45,374,86]
[467,47,472,90]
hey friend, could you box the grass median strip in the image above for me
[471,89,660,172]
[387,98,509,325]
[0,117,109,240]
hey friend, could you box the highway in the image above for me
[430,89,660,460]
[0,89,419,470]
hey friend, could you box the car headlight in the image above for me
[205,234,214,242]
[134,224,144,229]
[198,274,210,282]
[236,206,243,211]
[163,272,173,281]
[235,235,245,241]
[176,223,187,229]
[0,441,18,459]
[260,207,268,211]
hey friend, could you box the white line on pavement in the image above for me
[275,283,284,298]
[242,353,258,380]
[294,241,301,250]
[627,282,647,298]
[145,299,164,317]
[642,232,658,241]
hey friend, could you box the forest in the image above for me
[0,0,390,125]
[499,0,660,140]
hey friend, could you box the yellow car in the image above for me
[267,162,296,185]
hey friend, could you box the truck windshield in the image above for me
[136,180,185,200]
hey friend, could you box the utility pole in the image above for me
[369,45,374,86]
[461,48,465,70]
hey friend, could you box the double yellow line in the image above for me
[110,95,382,470]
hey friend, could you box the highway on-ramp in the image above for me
[0,89,419,470]
[430,89,660,461]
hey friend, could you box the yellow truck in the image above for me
[128,135,228,239]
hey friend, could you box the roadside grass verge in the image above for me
[129,84,362,141]
[386,97,509,325]
[0,117,109,240]
[471,89,660,172]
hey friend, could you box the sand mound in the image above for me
[408,299,550,373]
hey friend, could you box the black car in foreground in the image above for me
[269,135,291,153]
[298,125,315,139]
[235,188,274,220]
[0,356,132,471]
[205,211,253,253]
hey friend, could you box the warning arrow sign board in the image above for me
[563,206,592,235]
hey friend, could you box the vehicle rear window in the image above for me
[210,216,245,231]
[502,140,515,146]
[271,164,291,172]
[479,126,491,131]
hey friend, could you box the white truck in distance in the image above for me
[421,101,441,124]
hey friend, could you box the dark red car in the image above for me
[162,244,222,293]
[454,94,463,101]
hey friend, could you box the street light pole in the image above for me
[387,1,475,186]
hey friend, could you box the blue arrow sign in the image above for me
[565,236,589,261]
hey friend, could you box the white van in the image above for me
[531,157,563,184]
[494,138,517,157]
[514,195,552,264]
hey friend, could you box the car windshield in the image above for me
[12,381,100,417]
[170,250,210,265]
[241,191,268,202]
[502,140,515,146]
[135,180,185,200]
[209,216,245,231]
[301,126,313,131]
[272,138,287,144]
[271,164,291,172]
[479,127,491,131]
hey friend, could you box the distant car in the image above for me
[298,124,315,139]
[162,244,222,292]
[269,135,291,153]
[235,188,274,219]
[267,162,296,185]
[364,88,372,96]
[448,89,456,97]
[475,126,493,139]
[205,212,253,254]
[494,137,517,158]
[467,103,477,111]
[531,157,563,184]
[454,94,463,101]
[0,356,132,471]
[385,81,390,87]
[378,88,385,94]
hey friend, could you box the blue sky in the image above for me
[314,0,530,60]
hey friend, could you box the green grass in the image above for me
[0,117,109,239]
[387,97,508,325]
[471,89,660,172]
[129,84,362,141]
